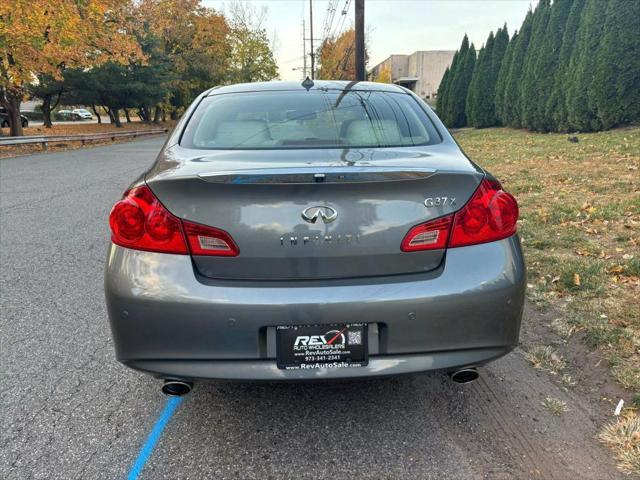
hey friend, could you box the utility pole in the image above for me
[309,0,315,79]
[355,0,365,81]
[302,19,307,78]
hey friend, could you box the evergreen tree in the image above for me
[440,35,469,127]
[445,42,476,128]
[591,0,640,129]
[479,25,510,127]
[520,0,552,130]
[566,0,608,131]
[491,26,510,81]
[527,0,574,131]
[546,0,585,131]
[495,30,517,125]
[466,32,495,127]
[501,9,534,127]
[436,65,451,116]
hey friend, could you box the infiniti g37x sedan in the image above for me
[105,80,525,394]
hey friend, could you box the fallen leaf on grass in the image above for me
[573,273,581,286]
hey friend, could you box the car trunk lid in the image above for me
[146,147,483,280]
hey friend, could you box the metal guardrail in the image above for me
[0,128,169,149]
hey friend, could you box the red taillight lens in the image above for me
[183,221,239,257]
[109,186,188,254]
[401,216,452,252]
[449,178,519,248]
[109,186,240,256]
[400,178,518,252]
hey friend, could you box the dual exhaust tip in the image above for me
[160,369,478,394]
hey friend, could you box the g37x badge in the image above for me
[424,197,456,208]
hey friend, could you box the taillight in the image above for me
[109,185,239,256]
[400,178,518,252]
[449,178,518,248]
[401,216,451,252]
[109,186,188,254]
[183,220,239,256]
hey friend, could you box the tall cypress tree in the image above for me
[591,0,640,129]
[446,43,476,127]
[501,9,534,127]
[520,0,552,130]
[546,0,585,131]
[467,32,497,127]
[527,0,574,131]
[436,65,451,115]
[487,26,509,125]
[441,35,471,127]
[566,0,608,131]
[495,30,517,125]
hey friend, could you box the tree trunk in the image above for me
[124,109,131,123]
[170,110,179,120]
[112,108,123,128]
[42,95,53,128]
[153,106,162,124]
[105,106,115,124]
[162,110,167,122]
[139,106,149,123]
[0,90,24,136]
[91,105,102,124]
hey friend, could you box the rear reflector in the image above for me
[400,178,518,252]
[109,185,239,256]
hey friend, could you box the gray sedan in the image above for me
[105,80,525,395]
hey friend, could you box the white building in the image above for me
[370,50,455,101]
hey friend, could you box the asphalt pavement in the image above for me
[0,137,624,479]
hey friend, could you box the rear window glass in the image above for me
[180,90,441,149]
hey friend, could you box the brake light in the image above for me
[401,216,452,252]
[400,178,518,252]
[109,186,188,254]
[449,178,518,248]
[109,185,239,256]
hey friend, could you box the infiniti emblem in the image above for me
[301,206,338,224]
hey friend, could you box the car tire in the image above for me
[22,119,28,128]
[1,120,8,128]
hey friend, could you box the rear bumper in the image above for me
[105,236,526,380]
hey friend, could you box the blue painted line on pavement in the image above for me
[127,396,184,480]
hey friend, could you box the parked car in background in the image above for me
[56,109,91,121]
[105,80,525,396]
[72,108,93,120]
[0,108,29,128]
[56,110,74,121]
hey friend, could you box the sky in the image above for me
[203,0,538,81]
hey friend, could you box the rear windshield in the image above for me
[180,90,441,149]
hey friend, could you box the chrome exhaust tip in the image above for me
[449,368,479,384]
[161,379,193,396]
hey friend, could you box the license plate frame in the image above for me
[276,323,368,370]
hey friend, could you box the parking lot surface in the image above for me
[0,137,623,479]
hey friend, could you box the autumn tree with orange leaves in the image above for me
[0,0,142,135]
[316,29,368,81]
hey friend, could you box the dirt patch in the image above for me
[521,302,632,419]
